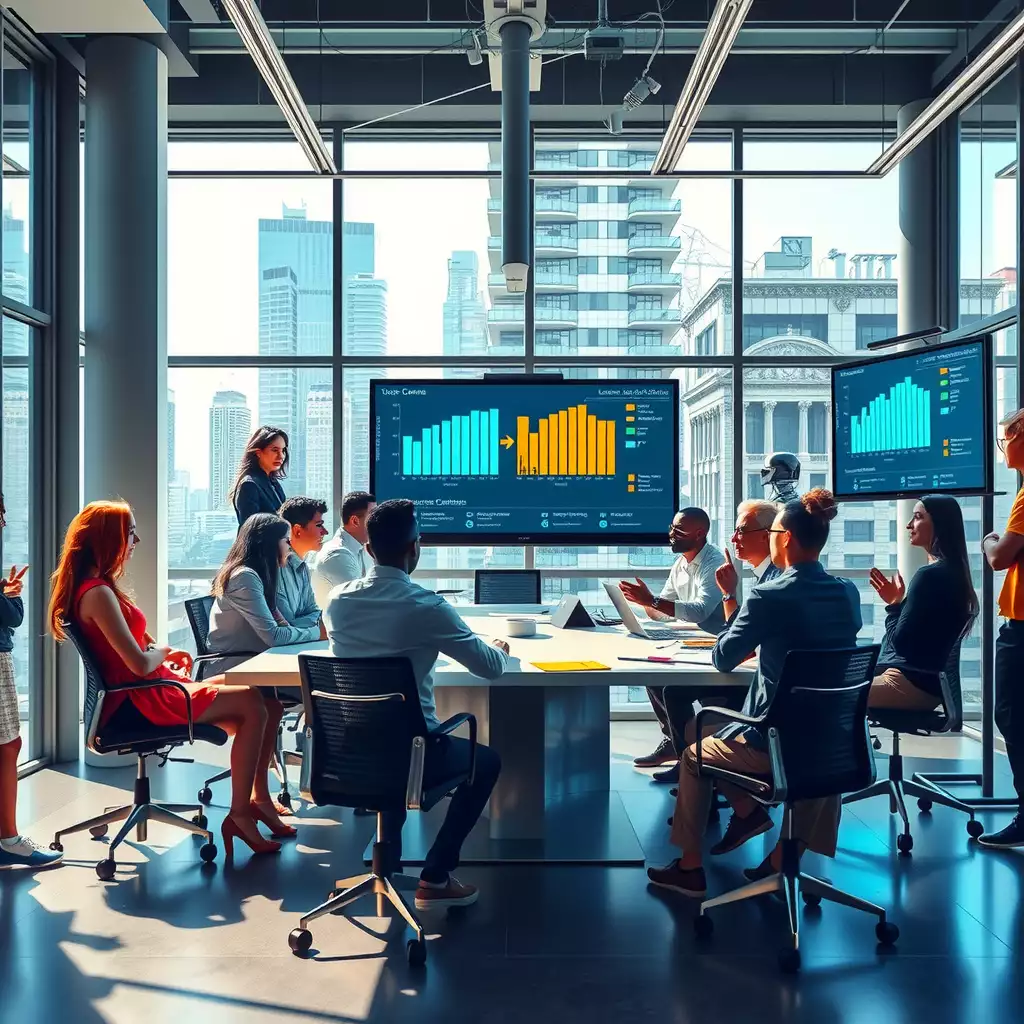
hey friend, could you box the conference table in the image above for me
[226,605,754,864]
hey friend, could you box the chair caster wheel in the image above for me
[872,737,882,751]
[192,813,208,830]
[277,790,292,809]
[199,843,217,864]
[49,841,63,853]
[802,892,821,907]
[407,938,427,967]
[693,914,713,939]
[95,859,116,881]
[89,824,109,839]
[289,928,313,956]
[897,833,913,855]
[917,798,933,813]
[778,947,801,974]
[876,920,899,946]
[967,819,984,839]
[198,787,213,805]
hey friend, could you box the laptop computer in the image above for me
[601,582,682,641]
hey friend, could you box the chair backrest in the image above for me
[766,645,880,802]
[939,636,964,733]
[184,596,215,656]
[61,619,108,749]
[474,569,541,605]
[297,654,429,811]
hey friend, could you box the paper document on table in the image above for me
[531,660,611,672]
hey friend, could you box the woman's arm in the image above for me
[78,587,169,677]
[225,571,320,648]
[233,479,260,525]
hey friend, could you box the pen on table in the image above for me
[618,655,692,664]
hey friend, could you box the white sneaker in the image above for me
[0,835,64,869]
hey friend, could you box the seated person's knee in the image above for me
[682,743,700,776]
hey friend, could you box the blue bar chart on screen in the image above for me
[831,337,992,501]
[370,379,679,543]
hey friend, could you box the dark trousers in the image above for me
[995,620,1024,806]
[381,735,501,883]
[648,686,746,756]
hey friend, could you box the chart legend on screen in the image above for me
[371,379,678,542]
[832,339,988,500]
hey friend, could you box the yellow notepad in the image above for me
[682,639,717,648]
[531,660,611,672]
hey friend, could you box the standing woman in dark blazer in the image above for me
[230,426,289,527]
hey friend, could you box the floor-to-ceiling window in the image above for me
[1,24,50,766]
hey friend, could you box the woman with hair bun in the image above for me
[648,489,863,899]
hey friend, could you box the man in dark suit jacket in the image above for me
[652,500,782,784]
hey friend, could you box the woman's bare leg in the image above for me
[252,697,284,805]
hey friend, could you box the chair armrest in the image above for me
[115,678,195,744]
[431,713,478,786]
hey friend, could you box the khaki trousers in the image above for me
[670,730,841,859]
[868,668,941,711]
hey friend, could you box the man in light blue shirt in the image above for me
[277,496,328,628]
[325,499,507,911]
[310,491,375,607]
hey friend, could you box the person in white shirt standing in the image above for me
[310,491,376,608]
[618,507,726,772]
[324,499,508,911]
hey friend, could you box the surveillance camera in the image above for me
[467,30,484,66]
[607,108,624,135]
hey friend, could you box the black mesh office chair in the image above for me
[844,638,983,853]
[50,621,221,879]
[185,595,300,809]
[691,646,899,974]
[474,569,541,605]
[287,654,478,966]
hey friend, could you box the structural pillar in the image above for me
[499,19,531,291]
[896,99,936,583]
[763,400,776,453]
[797,400,810,455]
[84,37,168,639]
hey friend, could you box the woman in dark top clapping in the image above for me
[868,494,978,710]
[230,426,289,527]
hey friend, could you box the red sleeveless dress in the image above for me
[75,579,220,727]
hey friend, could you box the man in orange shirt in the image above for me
[981,408,1024,848]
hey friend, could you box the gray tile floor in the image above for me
[4,724,1023,1024]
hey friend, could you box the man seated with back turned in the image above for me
[324,498,508,911]
[618,507,726,773]
[310,491,376,607]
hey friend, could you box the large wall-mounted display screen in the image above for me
[832,336,992,501]
[370,378,679,544]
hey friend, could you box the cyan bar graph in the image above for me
[850,377,931,455]
[401,408,502,475]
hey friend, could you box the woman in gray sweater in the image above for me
[207,513,325,677]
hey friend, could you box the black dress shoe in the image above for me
[652,763,680,784]
[978,813,1024,849]
[634,737,677,768]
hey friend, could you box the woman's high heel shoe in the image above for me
[221,813,282,857]
[250,801,298,839]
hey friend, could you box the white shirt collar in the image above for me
[753,556,772,580]
[340,528,366,558]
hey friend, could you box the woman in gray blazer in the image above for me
[208,514,325,678]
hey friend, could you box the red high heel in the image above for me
[250,801,298,839]
[221,813,282,857]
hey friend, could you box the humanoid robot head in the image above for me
[761,452,801,503]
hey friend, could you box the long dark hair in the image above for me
[212,513,290,608]
[920,494,980,624]
[228,426,289,507]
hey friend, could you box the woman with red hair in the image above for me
[48,500,290,856]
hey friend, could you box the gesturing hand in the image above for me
[869,567,905,606]
[619,578,655,607]
[163,649,194,677]
[492,639,510,655]
[715,549,739,597]
[1,564,28,599]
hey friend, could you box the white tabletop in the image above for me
[225,606,753,689]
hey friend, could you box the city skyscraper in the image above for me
[305,382,333,520]
[258,206,332,496]
[344,274,388,491]
[167,388,176,479]
[209,389,252,511]
[442,251,487,378]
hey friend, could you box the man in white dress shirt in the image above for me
[310,491,376,607]
[324,499,508,911]
[619,507,727,772]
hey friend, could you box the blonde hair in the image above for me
[736,499,778,531]
[1001,408,1024,437]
